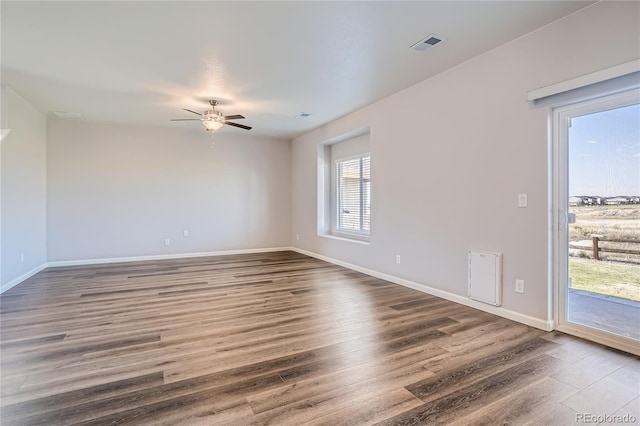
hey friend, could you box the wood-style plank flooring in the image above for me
[1,251,638,425]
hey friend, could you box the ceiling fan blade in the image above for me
[170,118,201,121]
[225,121,252,130]
[183,108,203,116]
[223,114,245,120]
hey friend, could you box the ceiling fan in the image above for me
[170,100,252,131]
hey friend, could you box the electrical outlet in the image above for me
[296,234,299,241]
[515,279,525,294]
[20,252,25,262]
[164,238,171,246]
[183,229,189,237]
[396,254,401,264]
[518,194,528,208]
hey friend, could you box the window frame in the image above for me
[332,152,371,241]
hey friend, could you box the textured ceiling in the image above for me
[1,1,595,139]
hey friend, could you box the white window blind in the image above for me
[336,155,370,234]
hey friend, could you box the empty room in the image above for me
[1,1,639,425]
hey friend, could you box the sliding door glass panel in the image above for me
[565,97,640,341]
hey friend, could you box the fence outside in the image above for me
[569,235,640,262]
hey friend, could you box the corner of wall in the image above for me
[0,86,48,290]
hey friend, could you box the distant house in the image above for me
[569,196,602,206]
[569,196,583,206]
[569,196,638,205]
[605,196,631,205]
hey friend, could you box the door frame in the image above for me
[551,88,639,355]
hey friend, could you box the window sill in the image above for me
[318,233,370,245]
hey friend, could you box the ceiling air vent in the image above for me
[411,34,445,51]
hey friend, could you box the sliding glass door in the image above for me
[554,89,640,354]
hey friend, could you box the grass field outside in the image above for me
[568,204,639,301]
[569,258,640,301]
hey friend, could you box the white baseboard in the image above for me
[291,247,553,332]
[46,246,293,268]
[1,263,48,294]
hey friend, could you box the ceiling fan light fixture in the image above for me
[202,119,224,131]
[171,99,251,132]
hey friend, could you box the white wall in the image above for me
[47,120,291,262]
[1,86,48,289]
[290,1,640,324]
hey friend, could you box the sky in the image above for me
[569,102,640,197]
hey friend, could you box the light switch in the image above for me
[518,194,528,208]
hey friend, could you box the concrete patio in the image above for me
[568,288,640,340]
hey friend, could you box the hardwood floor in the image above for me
[1,251,638,425]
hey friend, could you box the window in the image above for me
[335,154,370,236]
[316,127,370,242]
